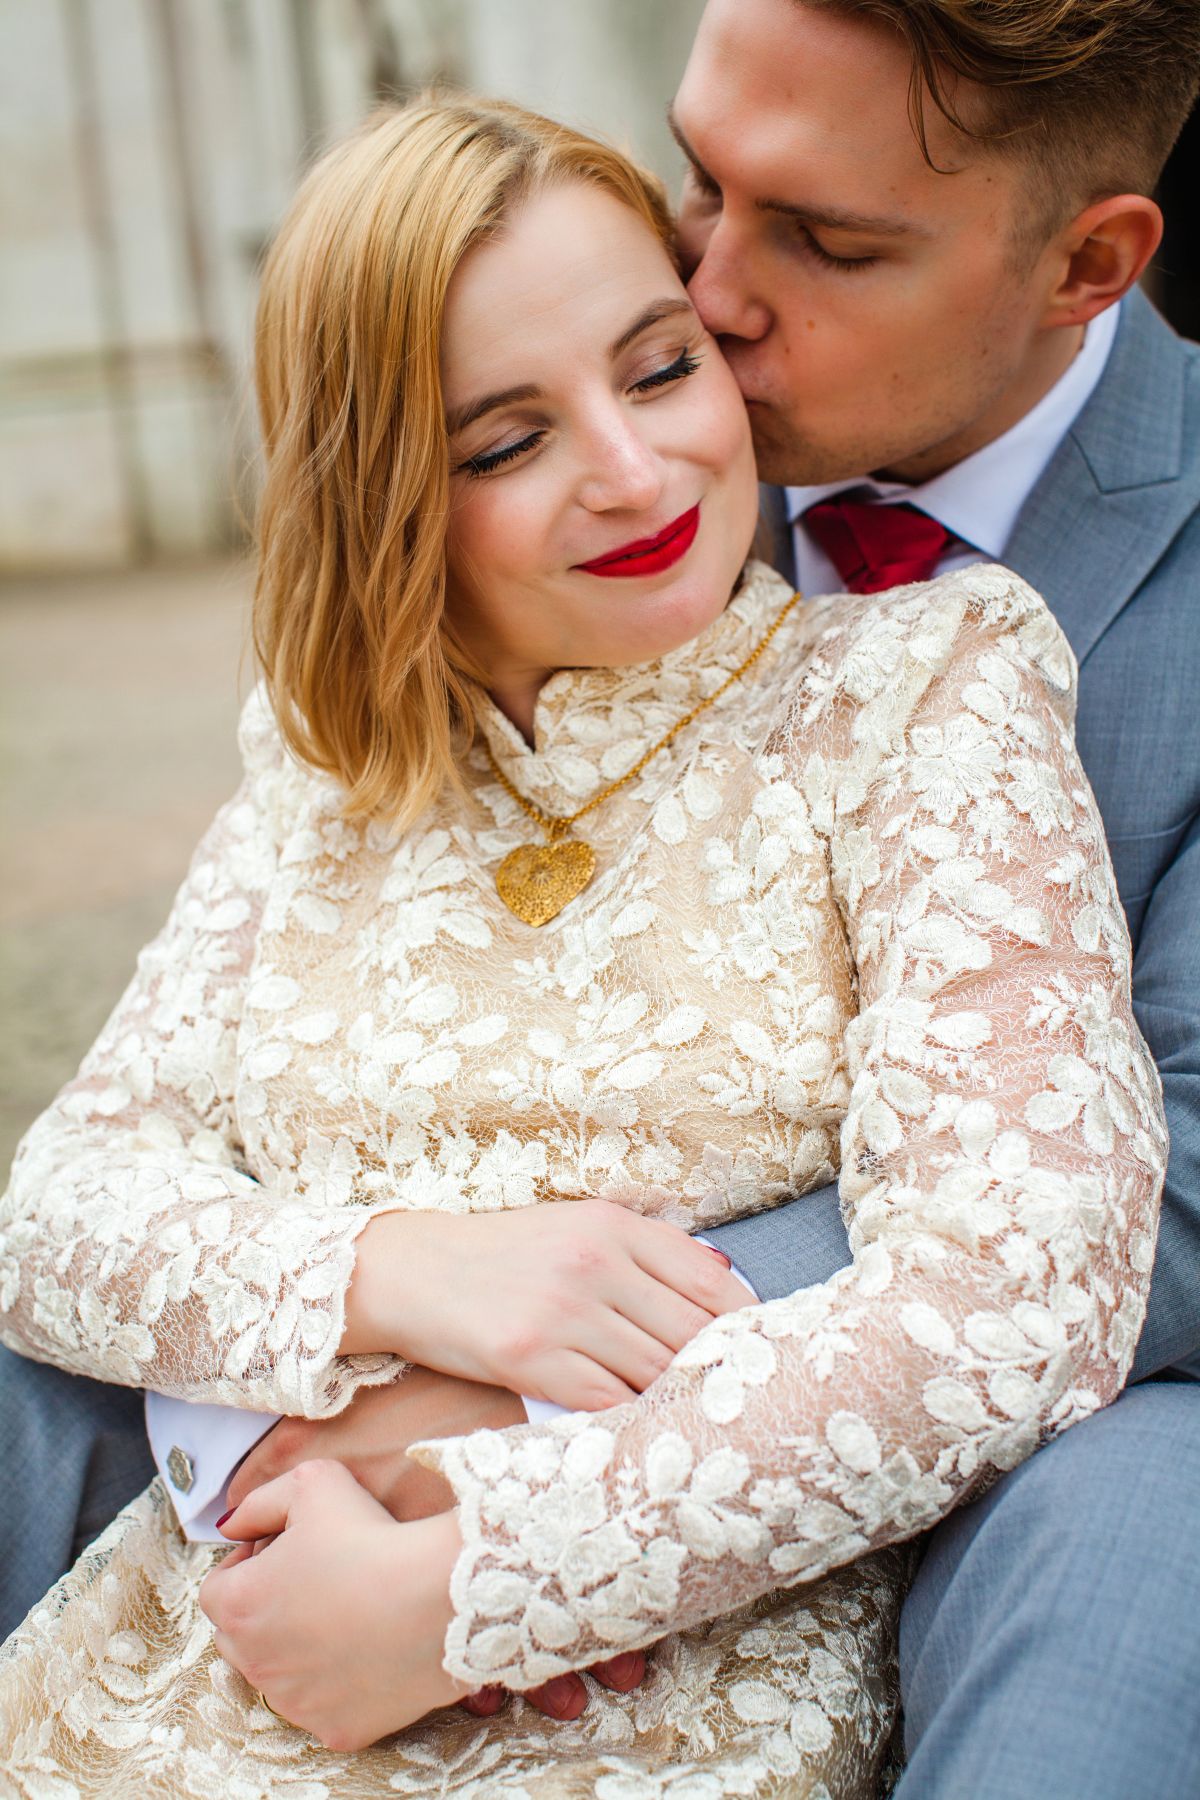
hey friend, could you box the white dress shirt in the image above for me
[147,305,1119,1541]
[787,301,1119,596]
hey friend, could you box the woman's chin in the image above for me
[587,571,737,667]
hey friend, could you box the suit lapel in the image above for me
[1005,289,1197,667]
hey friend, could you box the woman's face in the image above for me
[441,181,760,709]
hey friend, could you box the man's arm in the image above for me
[1129,810,1200,1381]
[700,1180,851,1301]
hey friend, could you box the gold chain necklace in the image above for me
[484,588,803,926]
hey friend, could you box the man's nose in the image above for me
[686,217,771,344]
[576,416,665,513]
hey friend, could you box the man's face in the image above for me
[674,0,1064,485]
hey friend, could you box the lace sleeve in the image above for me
[412,568,1167,1688]
[0,690,401,1416]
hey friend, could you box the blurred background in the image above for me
[0,0,706,1171]
[1,0,1197,1172]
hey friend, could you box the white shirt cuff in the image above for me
[519,1240,758,1423]
[144,1391,280,1542]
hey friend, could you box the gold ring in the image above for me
[256,1688,295,1727]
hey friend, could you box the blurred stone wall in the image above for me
[0,0,704,573]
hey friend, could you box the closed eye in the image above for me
[793,224,879,273]
[459,431,545,477]
[684,162,721,203]
[630,349,701,393]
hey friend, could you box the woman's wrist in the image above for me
[385,1508,466,1699]
[339,1210,438,1356]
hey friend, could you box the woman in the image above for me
[0,94,1165,1797]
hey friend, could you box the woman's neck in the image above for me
[487,674,548,746]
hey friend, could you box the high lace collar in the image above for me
[469,560,794,812]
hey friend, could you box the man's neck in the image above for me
[878,324,1086,487]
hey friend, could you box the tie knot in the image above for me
[804,497,952,595]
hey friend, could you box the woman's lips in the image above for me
[573,505,700,578]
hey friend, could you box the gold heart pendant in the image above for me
[495,839,597,927]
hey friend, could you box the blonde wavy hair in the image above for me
[252,94,675,826]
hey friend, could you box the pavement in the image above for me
[1,558,252,1176]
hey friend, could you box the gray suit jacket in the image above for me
[710,288,1200,1382]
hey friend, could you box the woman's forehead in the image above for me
[441,184,683,396]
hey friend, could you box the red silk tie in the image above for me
[804,497,951,594]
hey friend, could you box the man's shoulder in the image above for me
[1071,290,1200,496]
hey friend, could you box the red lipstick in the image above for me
[574,505,700,578]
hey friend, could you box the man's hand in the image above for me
[224,1373,652,1723]
[227,1367,523,1518]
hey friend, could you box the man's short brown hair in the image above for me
[811,1,1200,221]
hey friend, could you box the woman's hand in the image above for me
[200,1461,466,1750]
[341,1199,751,1411]
[202,1458,650,1745]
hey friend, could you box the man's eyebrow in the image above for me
[447,383,541,435]
[759,197,920,239]
[667,106,716,188]
[609,298,693,357]
[668,102,921,239]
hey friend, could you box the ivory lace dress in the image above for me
[0,563,1165,1799]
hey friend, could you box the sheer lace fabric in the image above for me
[0,563,1164,1794]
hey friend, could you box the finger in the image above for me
[523,1672,589,1721]
[565,1309,681,1395]
[210,1626,250,1676]
[587,1650,647,1692]
[215,1541,256,1572]
[628,1220,753,1317]
[611,1267,721,1355]
[226,1421,287,1510]
[217,1467,306,1542]
[459,1686,506,1717]
[530,1348,639,1412]
[198,1543,256,1628]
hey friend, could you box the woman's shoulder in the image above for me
[235,681,343,826]
[803,562,1077,702]
[237,681,285,774]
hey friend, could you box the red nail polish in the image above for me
[705,1246,732,1267]
[215,1508,234,1530]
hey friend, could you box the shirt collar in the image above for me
[786,300,1120,559]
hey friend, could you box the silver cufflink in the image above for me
[167,1445,195,1494]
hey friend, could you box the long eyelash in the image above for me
[632,349,701,393]
[799,227,878,274]
[461,431,545,477]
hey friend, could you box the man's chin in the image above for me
[748,409,886,489]
[748,413,846,488]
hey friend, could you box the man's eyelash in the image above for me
[632,349,701,392]
[796,226,878,273]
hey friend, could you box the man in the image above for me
[4,1,1198,1789]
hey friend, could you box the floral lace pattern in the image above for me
[0,1487,911,1798]
[0,561,1165,1791]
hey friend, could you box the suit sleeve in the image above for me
[1128,808,1200,1378]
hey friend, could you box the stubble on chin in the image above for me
[747,406,890,489]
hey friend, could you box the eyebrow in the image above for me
[666,106,920,240]
[446,298,694,435]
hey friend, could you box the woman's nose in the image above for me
[576,416,666,514]
[685,216,771,345]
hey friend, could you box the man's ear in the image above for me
[1041,194,1163,329]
